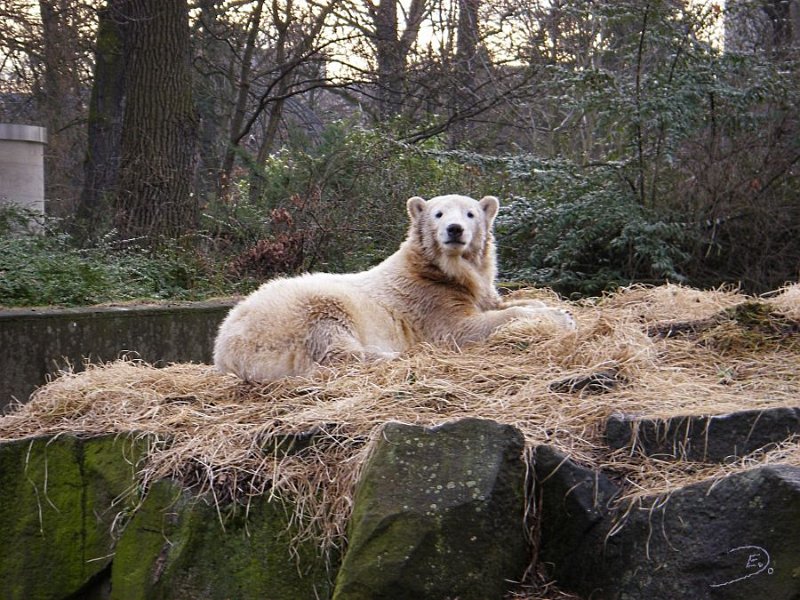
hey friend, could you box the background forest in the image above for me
[0,0,798,306]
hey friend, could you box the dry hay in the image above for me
[1,283,799,563]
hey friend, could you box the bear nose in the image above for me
[446,223,464,239]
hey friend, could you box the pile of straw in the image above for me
[1,284,798,586]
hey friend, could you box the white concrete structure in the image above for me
[0,124,47,214]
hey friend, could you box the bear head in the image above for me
[406,194,499,261]
[404,194,500,293]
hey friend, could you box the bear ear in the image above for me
[407,196,426,221]
[479,195,500,222]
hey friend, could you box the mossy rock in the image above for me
[709,301,800,352]
[648,301,800,352]
[111,478,337,600]
[333,418,529,600]
[0,434,147,600]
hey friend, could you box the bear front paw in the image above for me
[516,305,576,330]
[552,308,577,330]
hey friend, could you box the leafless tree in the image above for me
[194,0,344,199]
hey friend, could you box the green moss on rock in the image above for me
[0,434,147,600]
[111,479,337,600]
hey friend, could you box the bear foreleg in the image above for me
[453,304,576,345]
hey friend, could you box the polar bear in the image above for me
[213,194,575,381]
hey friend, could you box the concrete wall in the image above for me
[0,124,47,214]
[0,300,235,413]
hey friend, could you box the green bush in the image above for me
[0,208,234,307]
[495,160,691,297]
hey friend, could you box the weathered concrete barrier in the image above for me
[0,300,235,412]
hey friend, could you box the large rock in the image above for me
[534,444,619,580]
[333,418,529,600]
[110,479,336,600]
[536,445,800,599]
[0,433,335,600]
[606,407,800,462]
[0,434,147,600]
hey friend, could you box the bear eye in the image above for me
[467,211,475,218]
[435,211,443,219]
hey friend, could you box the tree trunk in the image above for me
[193,0,233,206]
[450,0,480,147]
[218,0,266,198]
[373,0,402,119]
[75,1,128,241]
[114,0,198,243]
[370,0,427,120]
[247,0,292,204]
[38,0,84,217]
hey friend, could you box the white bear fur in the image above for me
[213,194,575,381]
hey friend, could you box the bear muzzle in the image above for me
[445,223,466,245]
